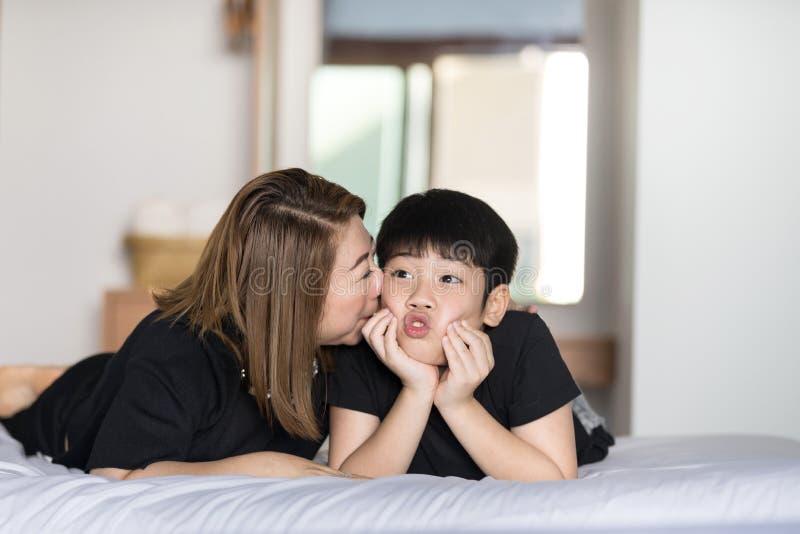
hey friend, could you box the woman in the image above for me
[0,168,381,480]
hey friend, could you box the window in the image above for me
[309,0,587,304]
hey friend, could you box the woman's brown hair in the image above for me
[154,168,365,440]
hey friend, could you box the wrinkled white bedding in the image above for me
[1,423,799,533]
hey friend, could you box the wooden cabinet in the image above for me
[101,289,157,352]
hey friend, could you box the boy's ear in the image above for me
[482,284,511,328]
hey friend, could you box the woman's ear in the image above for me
[482,284,511,327]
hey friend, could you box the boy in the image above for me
[327,189,584,481]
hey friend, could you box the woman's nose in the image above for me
[371,268,382,297]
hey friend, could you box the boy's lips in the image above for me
[403,312,431,339]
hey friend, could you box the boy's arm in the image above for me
[435,321,577,481]
[329,388,433,476]
[437,401,576,481]
[328,309,438,477]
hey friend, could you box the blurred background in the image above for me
[1,0,798,440]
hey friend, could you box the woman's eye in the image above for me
[360,269,373,281]
[440,274,462,284]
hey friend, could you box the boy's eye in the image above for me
[390,269,412,279]
[440,274,462,284]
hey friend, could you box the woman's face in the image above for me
[317,216,381,345]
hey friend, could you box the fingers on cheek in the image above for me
[376,315,391,336]
[454,334,470,356]
[480,333,492,355]
[442,336,457,364]
[362,312,383,337]
[369,327,384,352]
[442,332,456,360]
[458,325,481,353]
[387,317,398,345]
[441,335,450,356]
[458,328,479,356]
[447,325,464,348]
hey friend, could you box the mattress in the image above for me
[1,423,799,533]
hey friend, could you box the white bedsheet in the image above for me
[1,423,799,533]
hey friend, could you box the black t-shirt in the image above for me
[51,311,325,471]
[327,311,580,480]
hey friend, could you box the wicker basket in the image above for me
[125,235,208,290]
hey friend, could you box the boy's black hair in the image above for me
[376,189,519,296]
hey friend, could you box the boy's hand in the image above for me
[435,321,495,410]
[362,309,439,396]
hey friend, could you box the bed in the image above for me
[1,423,799,533]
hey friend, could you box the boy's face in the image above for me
[380,250,488,366]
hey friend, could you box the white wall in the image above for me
[631,0,800,440]
[531,2,633,434]
[609,0,640,438]
[272,0,322,170]
[0,0,251,364]
[531,0,619,340]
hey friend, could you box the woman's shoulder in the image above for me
[121,310,195,354]
[118,310,239,379]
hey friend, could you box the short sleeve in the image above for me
[85,353,211,471]
[507,316,581,428]
[327,342,385,418]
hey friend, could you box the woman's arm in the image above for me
[90,451,347,480]
[437,402,577,481]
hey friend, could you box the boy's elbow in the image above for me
[561,468,578,480]
[327,458,343,470]
[89,467,135,480]
[326,451,347,471]
[560,463,578,480]
[521,463,576,482]
[122,468,147,480]
[535,468,571,482]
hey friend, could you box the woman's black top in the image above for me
[2,311,326,472]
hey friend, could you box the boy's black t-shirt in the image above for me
[327,311,581,480]
[4,310,325,471]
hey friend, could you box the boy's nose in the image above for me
[407,283,435,310]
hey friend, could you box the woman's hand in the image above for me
[98,451,360,480]
[509,301,538,314]
[254,451,357,478]
[362,309,439,396]
[435,321,495,411]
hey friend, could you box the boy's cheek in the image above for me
[441,312,483,333]
[380,296,407,318]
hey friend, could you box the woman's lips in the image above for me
[403,312,430,339]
